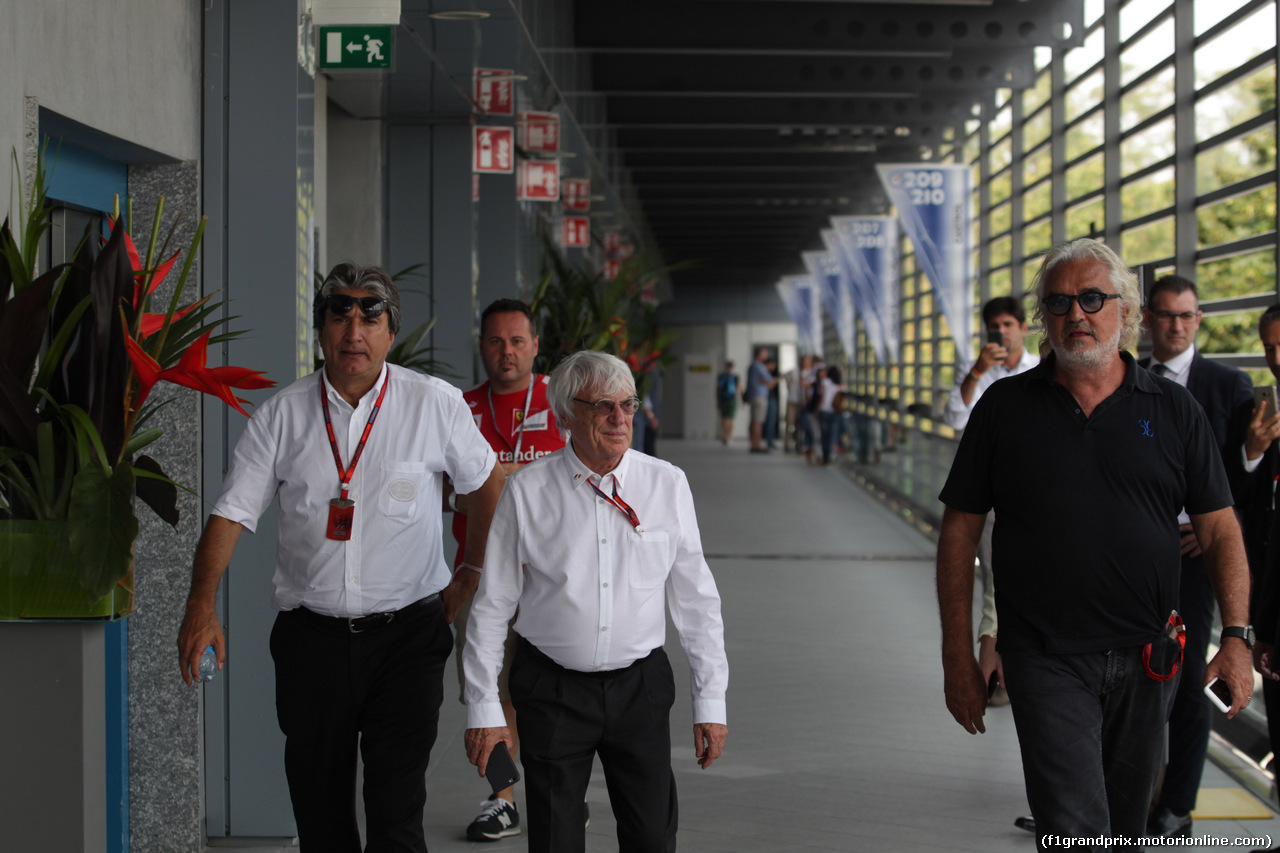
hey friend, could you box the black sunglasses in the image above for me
[1041,292,1121,316]
[323,294,387,320]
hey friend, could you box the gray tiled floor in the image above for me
[205,439,1280,852]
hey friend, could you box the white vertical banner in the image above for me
[775,276,822,355]
[830,216,900,362]
[823,228,887,364]
[802,250,855,359]
[876,163,972,354]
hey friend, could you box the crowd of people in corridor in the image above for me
[171,236,1280,853]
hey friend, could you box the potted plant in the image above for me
[0,154,274,619]
[530,237,682,397]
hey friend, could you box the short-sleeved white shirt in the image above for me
[213,363,497,617]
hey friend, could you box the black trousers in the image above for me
[510,640,679,853]
[1157,553,1215,812]
[1002,644,1178,851]
[270,597,453,853]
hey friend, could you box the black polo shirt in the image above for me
[940,352,1232,655]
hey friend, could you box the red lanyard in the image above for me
[590,476,643,532]
[1142,611,1186,682]
[320,372,390,499]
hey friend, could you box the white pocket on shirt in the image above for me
[627,530,671,588]
[379,461,430,521]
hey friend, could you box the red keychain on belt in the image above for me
[321,374,389,540]
[1142,610,1186,682]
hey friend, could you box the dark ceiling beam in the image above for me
[572,0,1085,53]
[599,95,983,127]
[612,127,941,150]
[585,49,1037,95]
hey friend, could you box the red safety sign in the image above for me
[603,258,621,280]
[561,216,590,248]
[475,68,514,115]
[562,178,590,212]
[604,231,620,255]
[474,126,514,174]
[518,161,560,201]
[520,111,559,153]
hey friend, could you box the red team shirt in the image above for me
[452,375,564,567]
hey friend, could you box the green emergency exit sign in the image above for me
[319,26,393,69]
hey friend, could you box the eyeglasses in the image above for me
[1152,310,1200,323]
[1041,292,1122,316]
[573,396,641,417]
[323,294,387,320]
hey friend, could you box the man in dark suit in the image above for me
[1140,275,1254,838]
[1238,305,1280,844]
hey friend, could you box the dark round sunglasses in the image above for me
[1041,292,1121,316]
[323,293,388,320]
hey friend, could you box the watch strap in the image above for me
[1221,626,1253,647]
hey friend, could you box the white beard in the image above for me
[1052,318,1122,369]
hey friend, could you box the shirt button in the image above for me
[602,582,609,588]
[601,538,607,543]
[601,626,608,632]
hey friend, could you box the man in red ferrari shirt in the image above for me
[449,298,565,841]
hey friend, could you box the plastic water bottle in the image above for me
[197,645,218,683]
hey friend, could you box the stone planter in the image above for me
[0,520,134,620]
[0,621,108,852]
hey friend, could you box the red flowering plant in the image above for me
[0,155,273,616]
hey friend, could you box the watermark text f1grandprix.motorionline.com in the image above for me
[1041,834,1272,848]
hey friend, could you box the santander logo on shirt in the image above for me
[498,447,556,464]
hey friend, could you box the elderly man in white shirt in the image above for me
[177,263,504,853]
[464,350,729,853]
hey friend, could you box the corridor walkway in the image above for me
[214,439,1280,852]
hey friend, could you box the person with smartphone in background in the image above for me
[942,296,1039,707]
[1235,304,1280,853]
[1137,275,1254,839]
[447,298,566,842]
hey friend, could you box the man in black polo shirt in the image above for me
[936,238,1254,849]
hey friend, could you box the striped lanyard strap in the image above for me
[321,372,390,499]
[589,476,643,533]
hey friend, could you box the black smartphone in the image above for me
[987,329,1004,347]
[485,741,521,794]
[987,670,1000,700]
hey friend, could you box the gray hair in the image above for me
[1030,238,1142,357]
[547,351,637,425]
[315,262,402,335]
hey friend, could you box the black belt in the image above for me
[297,592,441,634]
[518,637,657,678]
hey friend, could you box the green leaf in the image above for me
[67,460,138,601]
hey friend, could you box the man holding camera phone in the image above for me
[1137,274,1254,839]
[1236,304,1280,852]
[942,296,1039,705]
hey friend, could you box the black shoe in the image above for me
[466,794,521,841]
[1146,806,1192,838]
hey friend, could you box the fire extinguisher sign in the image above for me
[473,126,514,174]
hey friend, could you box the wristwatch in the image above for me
[1220,626,1255,649]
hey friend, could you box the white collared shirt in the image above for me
[942,347,1040,430]
[1149,344,1195,388]
[463,441,728,729]
[1150,346,1198,523]
[212,363,497,617]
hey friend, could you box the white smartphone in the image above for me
[1204,677,1232,713]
